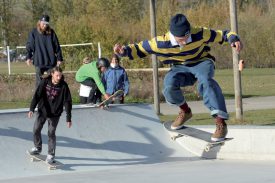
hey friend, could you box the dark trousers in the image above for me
[79,96,88,104]
[33,112,60,156]
[80,79,102,103]
[35,67,51,88]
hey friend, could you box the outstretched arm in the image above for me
[203,27,243,53]
[114,37,158,60]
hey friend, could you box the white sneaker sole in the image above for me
[170,118,191,130]
[211,137,226,142]
[171,123,186,130]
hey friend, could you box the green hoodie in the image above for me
[75,61,106,94]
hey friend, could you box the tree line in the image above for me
[0,0,274,69]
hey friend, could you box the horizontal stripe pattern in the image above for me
[125,26,239,64]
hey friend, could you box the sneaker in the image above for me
[46,154,55,164]
[171,109,192,130]
[28,147,41,155]
[211,123,228,142]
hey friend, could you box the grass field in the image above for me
[159,109,275,126]
[1,62,275,126]
[215,68,275,98]
[0,62,275,109]
[1,63,275,98]
[0,61,35,74]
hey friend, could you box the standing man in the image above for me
[114,14,243,142]
[27,66,72,163]
[75,58,110,105]
[26,14,63,88]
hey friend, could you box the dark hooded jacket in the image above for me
[26,28,63,68]
[29,75,72,122]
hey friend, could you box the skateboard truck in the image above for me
[27,150,61,170]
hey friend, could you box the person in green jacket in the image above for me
[76,58,110,104]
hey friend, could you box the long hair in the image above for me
[36,20,52,35]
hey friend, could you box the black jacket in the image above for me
[30,76,72,122]
[26,28,63,68]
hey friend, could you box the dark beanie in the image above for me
[170,14,190,37]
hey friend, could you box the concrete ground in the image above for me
[0,102,275,183]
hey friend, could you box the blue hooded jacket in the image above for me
[103,66,129,95]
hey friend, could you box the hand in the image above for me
[114,44,125,55]
[103,93,110,100]
[231,41,243,54]
[26,59,32,66]
[28,111,33,118]
[239,60,245,71]
[57,61,62,67]
[67,122,72,128]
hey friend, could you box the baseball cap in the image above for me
[40,14,50,24]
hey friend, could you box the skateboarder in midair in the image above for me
[114,14,243,142]
[28,66,72,163]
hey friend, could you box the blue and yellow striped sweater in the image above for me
[124,26,239,65]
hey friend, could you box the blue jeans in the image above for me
[162,59,228,119]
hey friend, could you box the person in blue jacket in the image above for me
[103,54,129,103]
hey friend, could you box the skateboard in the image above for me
[26,150,62,170]
[97,90,124,108]
[163,121,233,152]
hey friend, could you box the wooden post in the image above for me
[149,0,160,114]
[229,0,243,120]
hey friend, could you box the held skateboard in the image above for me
[26,150,62,170]
[163,121,233,152]
[97,90,124,108]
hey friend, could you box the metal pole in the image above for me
[149,0,160,114]
[229,0,243,120]
[7,46,11,75]
[98,42,101,58]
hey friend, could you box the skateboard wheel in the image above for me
[50,167,56,170]
[205,146,210,152]
[30,158,34,162]
[171,136,176,141]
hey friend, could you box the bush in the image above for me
[0,70,200,105]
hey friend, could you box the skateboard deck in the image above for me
[97,90,124,107]
[26,150,62,170]
[163,121,233,152]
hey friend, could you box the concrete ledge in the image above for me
[168,125,275,160]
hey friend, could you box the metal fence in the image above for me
[0,43,101,75]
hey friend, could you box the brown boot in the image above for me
[171,109,192,130]
[211,118,228,142]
